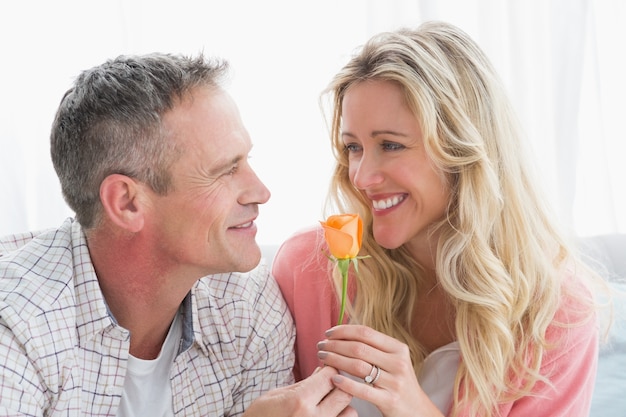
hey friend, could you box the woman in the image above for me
[272,21,602,417]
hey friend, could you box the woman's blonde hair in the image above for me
[322,21,598,416]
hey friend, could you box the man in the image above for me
[0,53,353,416]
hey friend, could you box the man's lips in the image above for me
[232,221,253,229]
[229,219,256,229]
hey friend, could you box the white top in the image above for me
[117,311,183,417]
[350,341,460,416]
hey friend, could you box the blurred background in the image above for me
[1,0,624,246]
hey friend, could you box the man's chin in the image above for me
[233,243,262,272]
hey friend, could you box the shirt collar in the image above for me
[69,219,128,345]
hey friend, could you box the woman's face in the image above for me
[341,80,450,262]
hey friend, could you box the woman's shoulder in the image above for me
[543,266,599,365]
[271,224,337,314]
[271,225,339,380]
[272,225,328,275]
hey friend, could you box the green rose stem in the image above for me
[336,257,360,326]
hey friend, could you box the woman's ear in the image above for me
[99,174,145,233]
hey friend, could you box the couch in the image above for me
[262,234,626,416]
[578,234,626,416]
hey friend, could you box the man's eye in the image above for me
[224,165,239,176]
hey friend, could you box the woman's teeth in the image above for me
[372,195,405,210]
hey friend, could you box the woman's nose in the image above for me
[351,152,384,190]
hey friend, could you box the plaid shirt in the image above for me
[0,218,295,416]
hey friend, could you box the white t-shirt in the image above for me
[350,341,460,416]
[117,312,183,417]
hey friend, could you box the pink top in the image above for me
[272,226,599,417]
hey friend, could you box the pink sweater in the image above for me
[272,226,599,416]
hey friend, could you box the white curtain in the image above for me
[1,0,624,245]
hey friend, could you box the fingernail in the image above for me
[317,351,328,359]
[317,341,326,350]
[325,327,335,337]
[331,375,343,385]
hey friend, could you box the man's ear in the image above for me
[99,174,145,233]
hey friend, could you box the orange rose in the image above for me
[320,214,363,259]
[320,213,367,325]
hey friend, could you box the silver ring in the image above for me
[364,364,380,385]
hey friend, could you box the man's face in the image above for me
[146,87,270,276]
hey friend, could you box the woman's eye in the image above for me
[344,143,362,153]
[382,141,404,151]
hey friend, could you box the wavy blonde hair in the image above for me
[321,21,598,416]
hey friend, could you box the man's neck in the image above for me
[85,228,192,359]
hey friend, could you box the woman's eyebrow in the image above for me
[371,129,408,138]
[341,129,408,139]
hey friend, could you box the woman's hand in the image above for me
[317,324,444,417]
